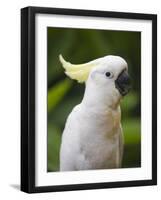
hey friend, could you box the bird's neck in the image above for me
[81,82,121,114]
[81,81,122,139]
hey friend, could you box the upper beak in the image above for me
[115,70,131,96]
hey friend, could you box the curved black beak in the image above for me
[115,70,131,96]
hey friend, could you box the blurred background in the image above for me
[47,27,141,172]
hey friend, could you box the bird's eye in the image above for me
[105,72,113,78]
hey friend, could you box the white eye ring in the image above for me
[105,71,114,79]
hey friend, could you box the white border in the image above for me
[35,14,152,186]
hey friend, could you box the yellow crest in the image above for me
[59,55,96,83]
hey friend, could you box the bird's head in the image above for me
[88,55,131,98]
[59,55,131,100]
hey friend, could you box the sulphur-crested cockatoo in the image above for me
[59,55,130,171]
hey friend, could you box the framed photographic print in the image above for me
[21,6,157,193]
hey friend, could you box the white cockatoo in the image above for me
[59,55,130,171]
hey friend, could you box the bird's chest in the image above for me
[78,131,120,169]
[77,110,121,169]
[79,108,120,136]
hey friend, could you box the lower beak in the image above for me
[115,70,131,96]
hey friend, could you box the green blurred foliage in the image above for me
[47,27,141,172]
[48,79,72,112]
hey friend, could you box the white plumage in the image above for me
[59,55,130,171]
